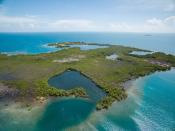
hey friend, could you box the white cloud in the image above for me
[0,14,97,32]
[144,16,175,32]
[49,19,96,31]
[164,16,175,26]
[107,16,175,33]
[0,15,42,31]
[110,23,130,30]
[0,14,175,33]
[146,18,163,26]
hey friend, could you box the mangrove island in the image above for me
[0,42,175,110]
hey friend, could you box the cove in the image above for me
[36,98,95,131]
[48,70,106,102]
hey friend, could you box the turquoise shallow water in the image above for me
[36,98,95,131]
[0,32,175,54]
[0,70,175,131]
[0,33,175,130]
[94,69,175,131]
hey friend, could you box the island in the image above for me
[0,42,175,110]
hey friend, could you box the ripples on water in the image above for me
[0,33,175,130]
[62,69,175,131]
[93,69,175,131]
[0,70,175,131]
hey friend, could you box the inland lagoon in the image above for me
[0,69,175,131]
[1,0,175,130]
[130,51,153,56]
[48,70,106,102]
[0,33,175,131]
[39,69,175,131]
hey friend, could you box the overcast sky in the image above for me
[0,0,175,32]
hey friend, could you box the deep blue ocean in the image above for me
[0,32,175,54]
[0,32,175,131]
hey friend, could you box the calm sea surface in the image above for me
[0,32,175,54]
[0,32,175,131]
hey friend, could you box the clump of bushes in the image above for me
[96,87,127,110]
[2,80,87,99]
[96,96,115,110]
[35,80,87,98]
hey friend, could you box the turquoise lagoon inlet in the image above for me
[0,0,175,131]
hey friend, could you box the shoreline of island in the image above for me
[0,42,175,110]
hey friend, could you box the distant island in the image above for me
[0,42,175,110]
[144,34,152,36]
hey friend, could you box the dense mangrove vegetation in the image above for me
[0,42,174,110]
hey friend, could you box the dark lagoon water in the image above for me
[0,32,175,131]
[1,69,175,131]
[48,70,106,102]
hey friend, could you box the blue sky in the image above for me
[0,0,175,32]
